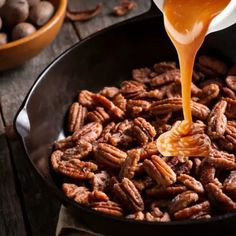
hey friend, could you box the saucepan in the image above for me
[15,2,236,236]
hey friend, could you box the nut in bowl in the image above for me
[0,0,67,71]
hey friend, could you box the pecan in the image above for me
[51,150,64,170]
[136,89,163,100]
[126,100,151,117]
[132,67,151,83]
[94,143,127,169]
[126,211,145,220]
[54,136,75,151]
[224,98,236,119]
[68,102,87,132]
[91,201,123,216]
[113,0,136,16]
[144,155,176,186]
[91,171,111,192]
[62,140,92,160]
[78,90,94,108]
[198,83,220,105]
[192,157,202,177]
[198,55,228,76]
[150,69,180,87]
[120,80,146,99]
[146,185,187,198]
[222,87,236,99]
[89,190,109,203]
[99,86,120,98]
[206,183,236,212]
[205,155,236,170]
[226,75,236,91]
[223,171,236,201]
[138,141,159,160]
[66,3,103,21]
[177,174,204,194]
[87,107,110,125]
[98,122,115,143]
[62,183,90,204]
[92,94,125,119]
[150,98,210,120]
[72,122,103,142]
[169,191,199,214]
[119,149,140,179]
[53,158,97,180]
[207,100,227,140]
[199,162,222,187]
[210,147,235,162]
[174,201,210,220]
[218,121,236,152]
[145,211,170,222]
[132,176,154,192]
[113,93,127,111]
[153,61,177,75]
[132,117,156,146]
[113,178,144,213]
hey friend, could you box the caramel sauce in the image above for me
[157,0,230,157]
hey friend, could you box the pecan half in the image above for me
[223,171,236,201]
[91,201,123,216]
[145,211,170,222]
[198,83,220,105]
[89,190,109,203]
[143,155,176,186]
[119,149,140,179]
[113,178,144,213]
[146,185,187,198]
[206,183,236,212]
[113,0,136,16]
[218,121,236,152]
[177,174,204,194]
[94,143,127,169]
[92,94,125,119]
[132,67,151,83]
[138,141,159,160]
[153,61,177,75]
[226,75,236,91]
[91,170,111,192]
[126,100,151,117]
[169,191,199,214]
[207,100,227,140]
[72,122,103,142]
[68,102,87,132]
[198,55,228,76]
[78,90,94,108]
[53,158,97,180]
[150,69,180,87]
[150,98,210,120]
[54,136,75,151]
[120,80,146,99]
[174,201,210,220]
[222,87,236,99]
[205,155,236,170]
[126,211,145,220]
[99,87,120,98]
[132,117,156,146]
[113,93,127,111]
[62,140,92,160]
[62,183,90,204]
[98,122,115,143]
[87,107,110,125]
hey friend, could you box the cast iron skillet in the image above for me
[15,3,236,236]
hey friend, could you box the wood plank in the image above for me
[0,21,79,236]
[0,116,27,236]
[69,0,151,39]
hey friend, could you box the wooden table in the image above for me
[0,1,151,235]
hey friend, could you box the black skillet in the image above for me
[15,2,236,236]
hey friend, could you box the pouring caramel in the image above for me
[156,0,230,157]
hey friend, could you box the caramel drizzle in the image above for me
[157,0,230,157]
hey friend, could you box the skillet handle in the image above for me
[15,108,31,138]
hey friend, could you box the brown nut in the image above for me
[29,1,54,26]
[12,22,36,40]
[0,32,7,45]
[0,0,29,29]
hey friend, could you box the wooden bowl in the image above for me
[0,0,67,71]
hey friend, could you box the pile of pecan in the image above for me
[51,55,236,222]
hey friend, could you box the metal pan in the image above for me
[15,4,236,236]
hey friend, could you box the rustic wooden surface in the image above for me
[0,0,151,235]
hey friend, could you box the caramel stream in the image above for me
[157,0,230,157]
